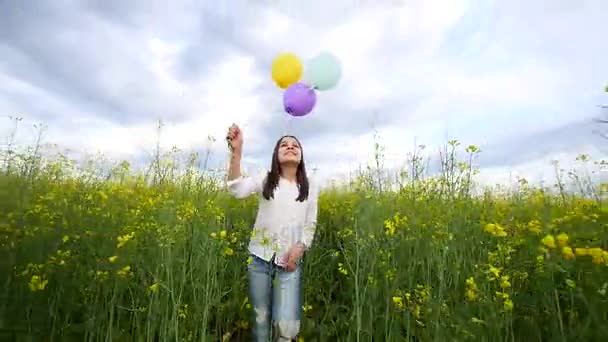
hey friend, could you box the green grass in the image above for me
[1,136,607,341]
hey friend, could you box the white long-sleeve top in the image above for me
[226,172,319,264]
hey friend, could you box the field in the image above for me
[1,136,607,341]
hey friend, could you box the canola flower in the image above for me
[148,283,160,293]
[495,291,514,311]
[117,232,135,248]
[556,233,569,247]
[541,234,556,249]
[562,246,575,260]
[527,219,542,234]
[3,145,607,341]
[465,277,479,301]
[484,223,507,237]
[117,265,132,278]
[384,212,407,236]
[28,275,48,292]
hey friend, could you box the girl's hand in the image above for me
[283,243,305,272]
[226,124,243,153]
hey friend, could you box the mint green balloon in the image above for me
[305,52,342,91]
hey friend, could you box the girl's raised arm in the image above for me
[227,123,243,181]
[226,124,264,199]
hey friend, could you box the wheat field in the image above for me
[1,137,607,341]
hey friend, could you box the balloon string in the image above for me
[284,114,292,136]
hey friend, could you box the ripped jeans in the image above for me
[247,254,302,341]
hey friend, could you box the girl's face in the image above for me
[277,136,302,165]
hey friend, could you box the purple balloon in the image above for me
[283,82,316,117]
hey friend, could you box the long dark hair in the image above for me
[262,135,309,202]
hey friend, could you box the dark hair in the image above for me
[262,135,309,202]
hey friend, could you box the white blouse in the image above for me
[226,172,319,265]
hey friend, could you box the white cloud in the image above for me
[1,0,607,188]
[60,52,268,158]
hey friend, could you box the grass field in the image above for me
[1,135,607,341]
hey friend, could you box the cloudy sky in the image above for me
[1,0,607,187]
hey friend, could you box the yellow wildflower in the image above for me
[556,233,569,247]
[415,284,431,303]
[590,248,606,265]
[495,291,513,311]
[465,277,479,301]
[384,212,407,236]
[117,232,135,248]
[95,270,109,281]
[527,220,542,234]
[484,223,496,234]
[487,266,501,281]
[338,263,348,275]
[302,304,313,315]
[117,265,132,278]
[541,235,556,249]
[536,255,544,264]
[465,288,478,301]
[561,246,575,260]
[495,228,507,237]
[504,298,514,311]
[500,276,511,289]
[223,247,234,257]
[536,255,545,272]
[484,223,507,237]
[392,296,404,309]
[108,256,118,263]
[148,283,160,293]
[28,275,48,292]
[384,219,396,236]
[575,247,589,256]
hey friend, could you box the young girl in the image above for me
[225,124,319,341]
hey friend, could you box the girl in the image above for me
[225,124,319,341]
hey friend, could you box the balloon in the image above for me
[283,82,316,117]
[304,52,342,91]
[271,53,303,89]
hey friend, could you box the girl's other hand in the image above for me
[283,243,305,272]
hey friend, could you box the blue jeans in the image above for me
[247,254,302,341]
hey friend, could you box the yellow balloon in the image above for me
[271,53,303,89]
